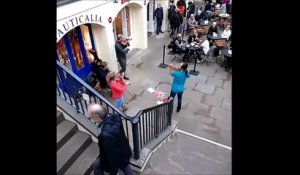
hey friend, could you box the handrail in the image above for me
[57,60,174,160]
[56,60,131,120]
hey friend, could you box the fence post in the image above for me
[155,108,159,138]
[158,45,168,68]
[167,97,174,126]
[131,116,140,160]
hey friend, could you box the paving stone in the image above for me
[203,95,223,108]
[199,117,216,125]
[195,83,215,95]
[192,103,210,117]
[221,98,231,111]
[214,87,231,99]
[207,77,224,87]
[209,107,232,120]
[214,72,228,80]
[199,123,221,133]
[223,80,231,90]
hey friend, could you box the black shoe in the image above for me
[176,108,181,112]
[124,77,129,80]
[160,31,164,33]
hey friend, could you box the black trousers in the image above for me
[117,57,127,75]
[170,90,183,111]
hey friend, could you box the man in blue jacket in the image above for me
[154,3,164,35]
[88,104,133,175]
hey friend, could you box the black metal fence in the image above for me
[56,60,174,159]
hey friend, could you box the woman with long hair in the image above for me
[169,62,190,112]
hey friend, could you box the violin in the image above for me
[168,64,181,70]
[120,37,132,45]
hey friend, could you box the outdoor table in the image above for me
[185,43,201,76]
[221,48,232,68]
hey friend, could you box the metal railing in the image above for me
[57,60,174,159]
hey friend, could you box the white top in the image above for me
[221,29,231,39]
[200,40,210,55]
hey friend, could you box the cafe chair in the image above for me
[196,48,210,66]
[171,50,185,62]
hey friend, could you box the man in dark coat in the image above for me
[170,9,183,36]
[88,104,133,175]
[115,34,130,80]
[154,3,164,35]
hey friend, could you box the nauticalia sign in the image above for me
[57,13,102,41]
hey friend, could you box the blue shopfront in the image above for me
[56,17,100,94]
[56,23,96,80]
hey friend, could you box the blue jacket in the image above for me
[155,7,164,20]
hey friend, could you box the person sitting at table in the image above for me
[197,38,210,63]
[188,29,199,43]
[196,31,207,43]
[174,33,189,61]
[195,10,204,23]
[221,24,231,40]
[208,21,219,35]
[187,14,198,34]
[206,41,218,62]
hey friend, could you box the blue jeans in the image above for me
[170,90,183,112]
[92,159,133,175]
[115,97,125,109]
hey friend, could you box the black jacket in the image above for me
[170,12,183,27]
[96,68,109,89]
[168,5,176,21]
[187,4,196,18]
[188,34,197,43]
[208,25,219,35]
[115,41,129,59]
[98,113,132,173]
[204,3,213,12]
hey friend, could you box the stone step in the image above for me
[57,111,64,125]
[64,142,99,175]
[57,132,92,175]
[57,120,77,151]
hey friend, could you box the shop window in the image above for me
[126,7,131,37]
[57,38,72,70]
[68,30,85,70]
[80,25,94,63]
[114,7,131,38]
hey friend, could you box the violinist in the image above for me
[168,62,190,113]
[115,34,130,80]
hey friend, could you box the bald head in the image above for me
[87,104,108,124]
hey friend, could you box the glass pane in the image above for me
[115,11,123,35]
[80,25,94,64]
[126,7,131,37]
[57,38,72,70]
[68,30,85,70]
